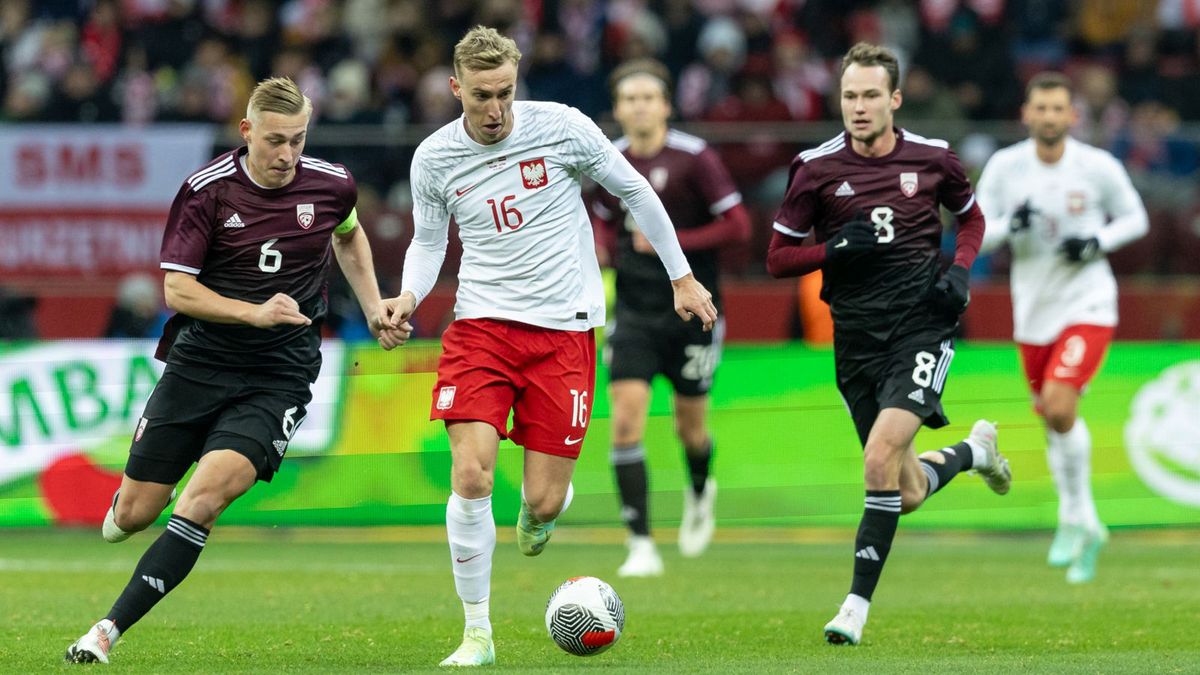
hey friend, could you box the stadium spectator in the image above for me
[382,26,715,666]
[1073,64,1130,149]
[0,287,37,339]
[105,273,168,338]
[676,15,745,119]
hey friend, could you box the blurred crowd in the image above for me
[6,1,1200,130]
[4,0,1200,338]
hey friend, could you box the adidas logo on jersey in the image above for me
[223,213,245,228]
[908,389,925,404]
[855,546,880,561]
[834,181,855,197]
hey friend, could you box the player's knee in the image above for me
[862,441,902,485]
[611,420,641,446]
[113,500,155,532]
[451,462,493,498]
[1043,404,1076,434]
[173,491,231,530]
[676,425,708,452]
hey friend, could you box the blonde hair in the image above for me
[246,76,312,122]
[453,25,521,77]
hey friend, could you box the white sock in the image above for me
[843,593,870,621]
[463,598,490,632]
[964,437,989,471]
[1063,418,1101,531]
[446,492,495,630]
[1045,429,1077,528]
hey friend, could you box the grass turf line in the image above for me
[4,528,1198,673]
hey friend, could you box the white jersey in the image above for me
[406,100,690,331]
[976,137,1148,345]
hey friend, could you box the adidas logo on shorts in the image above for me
[908,389,925,404]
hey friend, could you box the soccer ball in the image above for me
[544,576,625,656]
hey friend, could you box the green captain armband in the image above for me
[334,207,359,234]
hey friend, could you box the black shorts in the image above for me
[605,305,724,397]
[125,364,312,484]
[835,324,956,447]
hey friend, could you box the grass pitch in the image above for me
[3,527,1198,673]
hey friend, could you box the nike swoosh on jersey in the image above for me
[834,238,848,248]
[455,184,478,196]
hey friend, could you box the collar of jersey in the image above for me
[458,104,520,154]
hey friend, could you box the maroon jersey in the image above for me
[157,148,357,378]
[773,129,975,339]
[592,129,741,312]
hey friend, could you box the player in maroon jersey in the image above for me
[65,77,403,664]
[766,43,1012,646]
[591,59,751,577]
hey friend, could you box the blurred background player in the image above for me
[65,77,398,664]
[591,58,750,577]
[382,27,717,667]
[766,43,1012,646]
[976,72,1148,584]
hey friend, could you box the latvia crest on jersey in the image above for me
[520,158,548,189]
[899,172,918,198]
[297,203,315,228]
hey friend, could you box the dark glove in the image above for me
[825,213,877,266]
[1010,199,1035,232]
[1060,237,1100,262]
[929,264,971,315]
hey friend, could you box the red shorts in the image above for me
[431,318,596,458]
[1019,324,1114,397]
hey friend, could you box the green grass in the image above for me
[3,528,1199,673]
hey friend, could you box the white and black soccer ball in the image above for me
[544,576,625,656]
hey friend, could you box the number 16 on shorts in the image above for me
[569,388,589,428]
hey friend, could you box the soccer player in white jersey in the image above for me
[379,26,717,667]
[977,72,1148,584]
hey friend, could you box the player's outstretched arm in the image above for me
[164,271,310,328]
[332,218,394,347]
[671,273,718,331]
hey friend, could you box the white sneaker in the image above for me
[1047,524,1084,568]
[439,626,495,666]
[618,535,664,577]
[102,488,177,543]
[679,478,716,557]
[64,619,117,664]
[1066,526,1109,584]
[968,420,1011,495]
[823,605,866,646]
